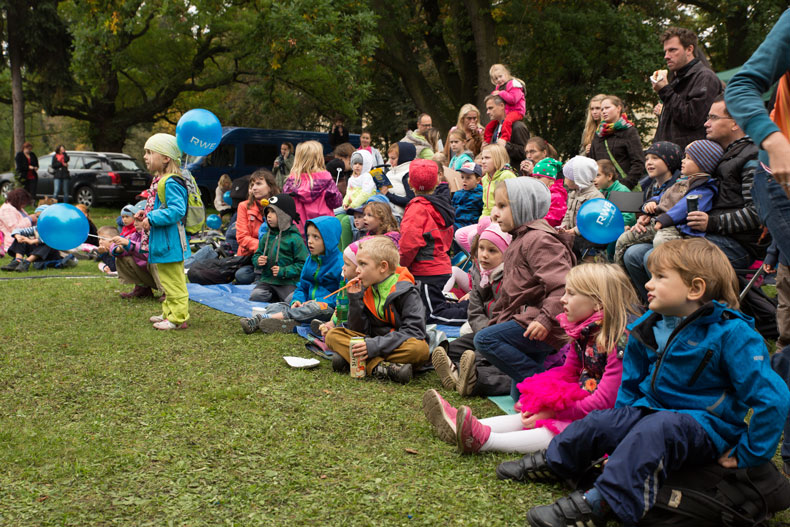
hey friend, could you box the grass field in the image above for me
[1,205,788,525]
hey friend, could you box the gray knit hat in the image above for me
[503,177,551,227]
[685,140,725,175]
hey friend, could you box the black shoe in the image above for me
[331,352,349,372]
[310,319,324,338]
[372,361,413,384]
[496,450,557,483]
[1,259,20,271]
[240,314,261,334]
[15,260,31,272]
[526,491,606,527]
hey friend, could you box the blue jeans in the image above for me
[473,320,556,401]
[753,164,790,257]
[53,178,69,203]
[183,245,217,269]
[706,233,752,269]
[235,264,256,284]
[772,345,790,464]
[623,243,653,303]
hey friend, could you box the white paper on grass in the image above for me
[283,356,321,369]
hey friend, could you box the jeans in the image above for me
[53,178,69,203]
[706,233,752,269]
[183,245,217,269]
[753,164,790,258]
[235,264,256,284]
[623,243,653,303]
[474,320,556,401]
[772,345,790,464]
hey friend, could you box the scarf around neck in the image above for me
[479,262,504,288]
[556,310,604,340]
[596,114,634,138]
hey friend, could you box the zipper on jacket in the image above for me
[310,256,320,300]
[687,349,714,387]
[649,306,712,394]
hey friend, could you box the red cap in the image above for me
[409,159,438,192]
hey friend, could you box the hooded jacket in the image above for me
[399,193,455,276]
[347,265,428,359]
[386,142,418,215]
[283,171,343,234]
[111,229,148,268]
[561,157,605,230]
[401,130,434,159]
[291,215,343,308]
[452,183,484,230]
[344,149,377,210]
[467,265,504,333]
[618,301,790,467]
[481,166,517,217]
[147,175,191,263]
[253,206,309,286]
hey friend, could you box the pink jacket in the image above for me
[544,177,568,227]
[282,170,343,234]
[496,79,526,116]
[516,312,624,434]
[0,203,31,251]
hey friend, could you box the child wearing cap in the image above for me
[642,141,682,202]
[399,159,458,324]
[530,157,567,228]
[342,149,376,211]
[249,193,309,303]
[613,139,723,264]
[452,161,484,231]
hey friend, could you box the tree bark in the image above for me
[462,0,500,111]
[6,3,25,153]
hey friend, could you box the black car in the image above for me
[0,151,152,207]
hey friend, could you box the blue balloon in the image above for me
[223,190,232,206]
[37,203,90,251]
[176,109,222,157]
[206,214,222,230]
[576,198,625,244]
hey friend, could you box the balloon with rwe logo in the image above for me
[576,198,625,244]
[176,109,222,157]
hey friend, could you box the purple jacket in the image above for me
[111,230,148,267]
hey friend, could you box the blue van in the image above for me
[185,127,359,203]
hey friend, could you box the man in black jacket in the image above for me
[484,95,529,167]
[686,96,765,267]
[652,27,723,149]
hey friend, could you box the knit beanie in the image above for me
[143,133,181,163]
[645,141,683,174]
[502,177,551,227]
[121,204,140,217]
[409,159,439,192]
[343,240,360,266]
[684,140,725,175]
[562,156,598,189]
[532,158,563,180]
[479,222,512,254]
[265,193,300,224]
[350,151,364,166]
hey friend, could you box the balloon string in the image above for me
[87,234,113,241]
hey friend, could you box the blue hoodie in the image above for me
[291,215,343,308]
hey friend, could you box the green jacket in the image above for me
[253,220,308,286]
[601,180,637,226]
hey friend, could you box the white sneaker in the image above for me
[153,319,187,330]
[149,314,166,323]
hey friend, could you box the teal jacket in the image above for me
[147,175,191,263]
[253,210,308,286]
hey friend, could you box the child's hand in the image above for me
[351,339,368,360]
[271,265,280,277]
[291,301,303,308]
[258,255,268,266]
[111,236,128,246]
[346,277,362,294]
[319,320,335,336]
[643,201,658,214]
[521,410,555,429]
[141,218,150,231]
[523,320,548,341]
[654,221,663,230]
[459,292,470,301]
[764,263,776,274]
[717,448,738,469]
[637,214,651,226]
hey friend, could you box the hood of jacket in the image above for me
[351,148,374,175]
[564,156,598,189]
[419,194,455,229]
[397,142,417,164]
[503,177,551,227]
[306,215,342,256]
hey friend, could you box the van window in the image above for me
[206,144,235,168]
[243,144,278,167]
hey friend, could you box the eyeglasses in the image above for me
[464,115,478,121]
[706,114,733,121]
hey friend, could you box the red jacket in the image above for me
[236,200,263,256]
[398,195,455,277]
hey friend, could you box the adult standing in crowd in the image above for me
[445,104,485,157]
[51,145,70,203]
[329,116,349,149]
[484,94,529,167]
[580,94,606,154]
[272,142,294,190]
[326,142,354,196]
[15,142,38,198]
[401,113,436,159]
[588,95,645,189]
[358,131,384,166]
[652,27,722,149]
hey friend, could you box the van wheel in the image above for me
[0,180,13,200]
[75,186,95,207]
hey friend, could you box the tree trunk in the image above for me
[6,4,25,153]
[87,119,128,153]
[462,0,500,114]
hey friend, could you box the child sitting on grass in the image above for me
[248,194,308,304]
[239,215,342,334]
[509,238,790,527]
[111,215,153,294]
[325,236,430,384]
[313,240,361,338]
[95,225,118,275]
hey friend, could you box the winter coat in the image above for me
[347,266,428,359]
[650,173,718,237]
[111,229,148,268]
[467,265,503,333]
[654,58,723,150]
[283,170,343,234]
[497,79,526,115]
[51,152,70,180]
[0,203,31,251]
[452,184,484,231]
[385,162,412,216]
[253,209,308,286]
[291,215,343,308]
[481,167,517,218]
[490,219,575,351]
[449,151,474,171]
[14,151,38,181]
[600,179,637,226]
[399,194,455,276]
[344,150,376,210]
[147,175,191,263]
[544,177,568,228]
[561,185,605,230]
[618,301,790,467]
[235,200,264,257]
[589,126,645,189]
[517,314,625,434]
[401,130,434,159]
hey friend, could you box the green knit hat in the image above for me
[144,133,181,164]
[532,157,563,180]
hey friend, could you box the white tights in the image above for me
[478,413,556,454]
[443,266,472,294]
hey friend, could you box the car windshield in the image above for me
[107,157,145,171]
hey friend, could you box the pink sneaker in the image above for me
[153,319,188,330]
[456,406,491,454]
[422,389,457,445]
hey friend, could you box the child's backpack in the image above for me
[157,171,206,234]
[639,462,790,527]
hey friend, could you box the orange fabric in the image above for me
[362,266,415,326]
[771,72,790,140]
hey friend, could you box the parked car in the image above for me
[0,151,152,207]
[184,127,360,205]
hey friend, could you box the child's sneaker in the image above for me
[495,450,558,483]
[422,389,457,445]
[310,319,325,338]
[431,346,458,390]
[153,319,188,330]
[15,260,31,272]
[149,314,166,323]
[120,285,154,299]
[331,352,350,372]
[456,405,491,454]
[1,259,20,271]
[372,361,413,384]
[456,350,478,396]
[526,491,607,527]
[240,314,262,334]
[257,317,298,334]
[61,254,78,268]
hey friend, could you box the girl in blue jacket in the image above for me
[139,133,191,330]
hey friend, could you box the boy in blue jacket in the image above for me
[498,238,790,527]
[240,215,342,334]
[452,161,484,232]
